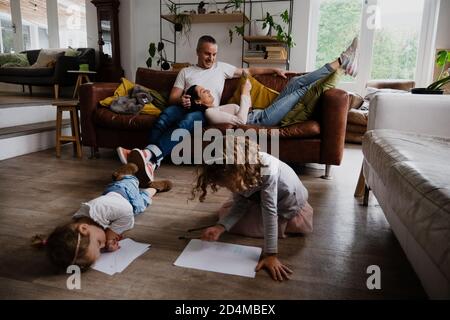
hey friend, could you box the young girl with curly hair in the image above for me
[192,137,313,281]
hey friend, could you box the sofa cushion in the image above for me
[65,47,80,57]
[227,74,279,109]
[31,49,65,68]
[363,129,450,281]
[100,78,167,116]
[347,108,368,126]
[348,92,364,109]
[0,66,54,77]
[94,108,159,131]
[0,53,29,67]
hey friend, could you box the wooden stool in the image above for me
[53,100,82,158]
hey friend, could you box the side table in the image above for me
[68,70,97,99]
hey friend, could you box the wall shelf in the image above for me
[159,0,293,70]
[161,13,249,24]
[243,57,287,65]
[243,36,283,43]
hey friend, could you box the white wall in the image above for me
[120,0,311,79]
[128,0,160,80]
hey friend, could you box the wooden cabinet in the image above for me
[91,0,124,82]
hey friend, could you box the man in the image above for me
[117,35,293,185]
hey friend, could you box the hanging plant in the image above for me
[147,42,170,70]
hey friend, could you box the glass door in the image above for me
[0,0,14,53]
[20,0,49,50]
[57,0,87,48]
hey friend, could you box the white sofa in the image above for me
[362,93,450,299]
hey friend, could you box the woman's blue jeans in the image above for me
[247,64,334,126]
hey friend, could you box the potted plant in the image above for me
[229,9,295,48]
[412,50,450,94]
[198,1,206,14]
[174,13,191,34]
[263,10,295,48]
[224,0,243,13]
[252,2,269,36]
[166,2,191,35]
[147,42,171,71]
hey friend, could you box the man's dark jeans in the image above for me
[148,105,206,158]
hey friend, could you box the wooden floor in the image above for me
[0,92,73,108]
[0,144,427,300]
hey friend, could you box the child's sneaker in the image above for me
[116,147,131,164]
[127,149,155,185]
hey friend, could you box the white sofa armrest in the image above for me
[368,93,450,137]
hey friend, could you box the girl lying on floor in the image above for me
[32,163,172,271]
[192,137,313,281]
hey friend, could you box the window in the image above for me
[315,0,363,83]
[0,1,13,53]
[20,0,49,50]
[311,0,431,93]
[58,0,87,48]
[370,0,425,80]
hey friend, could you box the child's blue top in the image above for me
[103,175,151,215]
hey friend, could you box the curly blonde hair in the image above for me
[192,137,265,202]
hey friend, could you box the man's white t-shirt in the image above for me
[173,62,237,107]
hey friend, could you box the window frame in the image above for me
[5,0,88,53]
[308,0,441,94]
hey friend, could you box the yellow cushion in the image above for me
[100,78,135,107]
[100,78,167,116]
[140,103,162,116]
[228,75,279,109]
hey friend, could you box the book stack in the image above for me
[245,50,266,58]
[266,46,287,60]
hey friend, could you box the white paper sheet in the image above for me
[174,240,262,278]
[92,239,150,275]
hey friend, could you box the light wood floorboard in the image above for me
[0,145,426,299]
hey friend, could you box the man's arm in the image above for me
[168,87,184,106]
[168,87,191,109]
[233,67,295,79]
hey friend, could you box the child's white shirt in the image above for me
[73,192,134,234]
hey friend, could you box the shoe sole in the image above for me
[116,147,128,164]
[127,150,153,186]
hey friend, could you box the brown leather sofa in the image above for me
[79,68,350,177]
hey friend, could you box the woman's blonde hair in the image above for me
[31,220,92,271]
[192,137,265,202]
